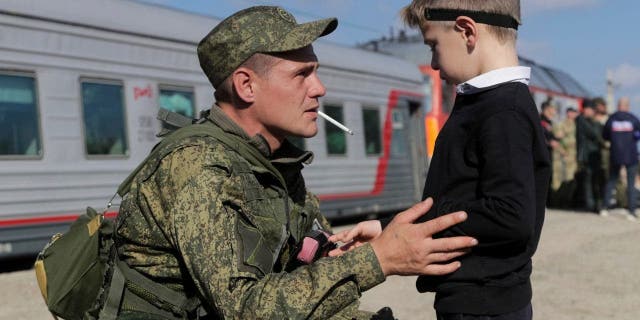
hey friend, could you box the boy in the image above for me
[331,1,550,319]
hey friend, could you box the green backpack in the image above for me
[34,111,250,320]
[35,206,115,320]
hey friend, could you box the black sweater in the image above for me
[417,82,550,315]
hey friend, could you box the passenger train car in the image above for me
[0,0,428,258]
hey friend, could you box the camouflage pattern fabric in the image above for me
[197,6,338,88]
[553,118,577,186]
[115,106,384,319]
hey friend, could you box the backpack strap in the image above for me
[157,108,194,128]
[98,261,126,320]
[117,120,286,197]
[156,109,195,138]
[117,259,201,318]
[99,256,201,320]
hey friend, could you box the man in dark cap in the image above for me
[576,100,605,212]
[110,6,477,320]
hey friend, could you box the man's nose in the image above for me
[309,73,326,97]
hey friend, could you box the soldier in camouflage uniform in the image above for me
[548,107,578,207]
[113,6,477,320]
[554,107,578,184]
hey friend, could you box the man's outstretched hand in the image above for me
[330,198,477,276]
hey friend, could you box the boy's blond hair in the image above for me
[402,0,520,44]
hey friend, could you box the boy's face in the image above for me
[421,22,470,85]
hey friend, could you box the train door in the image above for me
[389,96,427,203]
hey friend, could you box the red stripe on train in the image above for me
[0,211,119,228]
[319,90,422,201]
[2,91,423,223]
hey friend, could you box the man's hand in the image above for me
[369,198,477,276]
[328,220,382,257]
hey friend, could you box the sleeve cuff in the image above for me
[338,243,385,292]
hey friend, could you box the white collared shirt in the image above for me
[456,66,531,95]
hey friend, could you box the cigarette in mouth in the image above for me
[318,111,354,135]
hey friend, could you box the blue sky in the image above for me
[139,0,640,113]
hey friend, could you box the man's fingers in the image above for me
[329,230,350,243]
[330,227,362,244]
[394,198,434,224]
[422,261,463,276]
[418,211,468,236]
[426,249,471,263]
[328,247,345,257]
[328,241,366,257]
[428,236,478,252]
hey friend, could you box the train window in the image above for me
[81,79,128,156]
[159,86,195,118]
[362,108,381,155]
[324,104,346,155]
[391,109,407,157]
[0,73,42,157]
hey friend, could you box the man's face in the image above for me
[544,106,557,119]
[567,110,578,120]
[583,107,595,118]
[422,23,469,84]
[252,46,326,141]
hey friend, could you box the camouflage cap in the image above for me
[198,6,338,88]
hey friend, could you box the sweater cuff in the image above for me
[339,243,385,292]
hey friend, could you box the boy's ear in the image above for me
[454,16,478,48]
[231,67,256,103]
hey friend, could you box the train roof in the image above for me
[360,33,592,99]
[0,0,423,84]
[518,56,591,98]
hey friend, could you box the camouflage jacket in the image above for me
[115,106,384,319]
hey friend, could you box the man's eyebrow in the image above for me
[297,62,319,73]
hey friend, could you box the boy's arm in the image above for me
[434,110,540,250]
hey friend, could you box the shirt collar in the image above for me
[456,66,531,95]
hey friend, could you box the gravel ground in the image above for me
[1,208,639,320]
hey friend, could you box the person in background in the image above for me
[540,101,563,197]
[594,97,610,125]
[552,107,579,206]
[331,1,550,319]
[600,97,640,221]
[593,97,611,205]
[576,100,605,213]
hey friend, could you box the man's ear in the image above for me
[231,67,256,103]
[454,16,478,48]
